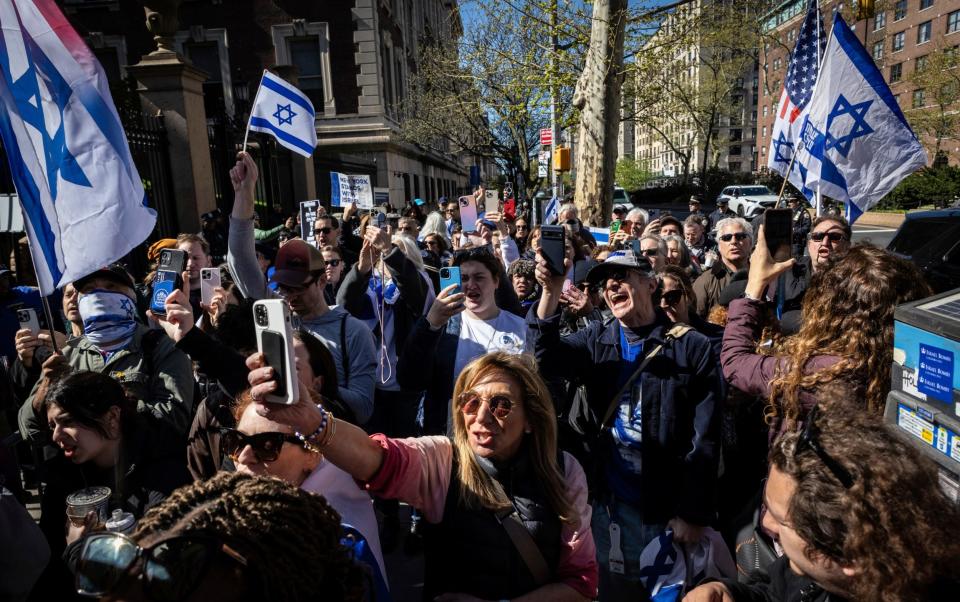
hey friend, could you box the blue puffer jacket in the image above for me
[529,308,721,526]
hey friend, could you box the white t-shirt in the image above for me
[453,310,530,382]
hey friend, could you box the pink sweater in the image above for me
[364,434,599,599]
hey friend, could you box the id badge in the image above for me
[608,521,625,575]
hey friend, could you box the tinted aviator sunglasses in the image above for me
[314,227,333,235]
[219,428,302,462]
[76,531,250,600]
[458,391,518,419]
[718,232,750,242]
[809,231,848,243]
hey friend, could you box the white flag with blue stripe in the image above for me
[247,71,317,158]
[0,0,156,295]
[794,14,927,224]
[543,195,559,224]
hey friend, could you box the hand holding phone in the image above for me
[439,266,462,295]
[540,225,566,275]
[150,249,187,316]
[427,271,466,329]
[16,308,40,336]
[253,299,299,405]
[762,208,793,262]
[200,268,222,307]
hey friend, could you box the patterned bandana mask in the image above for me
[78,290,138,352]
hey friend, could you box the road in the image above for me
[851,224,897,248]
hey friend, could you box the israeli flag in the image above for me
[247,70,317,158]
[543,195,559,224]
[794,14,927,224]
[0,0,156,295]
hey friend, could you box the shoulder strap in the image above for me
[600,324,692,431]
[339,313,350,388]
[496,510,551,586]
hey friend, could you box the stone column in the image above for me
[271,65,317,204]
[128,56,216,234]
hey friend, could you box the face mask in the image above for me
[79,290,138,352]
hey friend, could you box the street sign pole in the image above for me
[550,1,559,204]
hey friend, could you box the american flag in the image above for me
[767,0,825,196]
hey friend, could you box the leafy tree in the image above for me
[615,157,653,190]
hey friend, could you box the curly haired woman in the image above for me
[721,227,932,437]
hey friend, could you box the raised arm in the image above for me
[227,153,274,300]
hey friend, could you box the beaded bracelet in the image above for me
[295,405,328,454]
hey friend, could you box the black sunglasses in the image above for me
[324,259,341,267]
[76,531,250,600]
[660,289,683,305]
[719,232,750,242]
[794,406,855,489]
[639,248,660,257]
[219,428,302,463]
[809,231,848,243]
[314,227,333,235]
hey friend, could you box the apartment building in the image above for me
[757,0,960,169]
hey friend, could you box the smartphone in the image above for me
[503,198,516,220]
[610,220,622,234]
[484,190,500,215]
[200,267,221,307]
[763,208,793,262]
[540,225,566,275]
[149,249,187,315]
[17,307,40,336]
[253,299,299,405]
[439,266,462,295]
[459,195,479,233]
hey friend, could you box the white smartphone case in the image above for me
[252,299,299,405]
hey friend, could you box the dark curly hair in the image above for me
[770,410,960,601]
[768,245,931,425]
[133,472,366,601]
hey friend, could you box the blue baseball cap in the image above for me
[414,198,425,206]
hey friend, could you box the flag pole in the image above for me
[241,70,268,154]
[15,211,61,354]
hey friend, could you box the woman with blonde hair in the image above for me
[721,228,932,437]
[246,351,598,602]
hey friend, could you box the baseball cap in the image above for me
[585,248,654,286]
[660,215,683,231]
[689,196,702,205]
[413,198,425,206]
[717,198,729,205]
[270,239,325,287]
[613,205,628,215]
[572,258,598,286]
[74,263,136,293]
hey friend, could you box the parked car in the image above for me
[613,186,630,207]
[717,185,781,218]
[887,208,960,293]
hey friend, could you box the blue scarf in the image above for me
[79,290,138,352]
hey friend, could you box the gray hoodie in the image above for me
[228,216,376,423]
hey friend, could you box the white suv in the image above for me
[717,185,780,218]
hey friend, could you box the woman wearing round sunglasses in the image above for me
[37,371,190,598]
[76,472,367,601]
[246,351,598,602]
[721,226,932,441]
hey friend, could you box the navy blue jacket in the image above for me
[529,308,721,525]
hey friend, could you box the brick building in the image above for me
[57,0,470,211]
[757,0,960,169]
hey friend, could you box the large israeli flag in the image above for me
[0,0,156,295]
[794,14,927,224]
[247,70,317,158]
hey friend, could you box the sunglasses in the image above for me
[794,406,854,489]
[76,531,250,600]
[719,232,750,242]
[458,391,517,419]
[660,289,683,305]
[314,227,333,235]
[809,231,848,243]
[639,248,660,257]
[219,428,302,463]
[515,225,529,231]
[324,259,341,267]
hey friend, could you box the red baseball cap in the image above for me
[270,240,325,287]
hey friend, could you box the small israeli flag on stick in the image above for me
[244,70,317,158]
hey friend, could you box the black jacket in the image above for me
[529,307,721,525]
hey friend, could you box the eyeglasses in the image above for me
[639,248,660,257]
[458,391,517,419]
[324,259,341,267]
[515,225,529,231]
[76,531,250,600]
[718,232,750,242]
[314,227,333,235]
[219,428,303,463]
[809,231,848,243]
[794,406,854,489]
[660,289,683,305]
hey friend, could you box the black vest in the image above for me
[421,447,564,600]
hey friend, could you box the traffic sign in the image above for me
[540,128,553,146]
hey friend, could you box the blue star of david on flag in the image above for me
[772,132,794,163]
[825,95,873,158]
[273,103,296,126]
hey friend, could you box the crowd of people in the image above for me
[0,153,958,602]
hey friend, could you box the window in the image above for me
[288,37,325,109]
[890,62,903,82]
[918,21,932,44]
[873,41,884,60]
[762,125,767,137]
[762,105,769,117]
[787,29,797,43]
[185,41,225,116]
[920,0,934,10]
[913,88,925,108]
[917,55,929,71]
[874,11,886,31]
[774,57,782,70]
[950,11,960,34]
[272,22,333,116]
[893,31,905,52]
[730,146,742,156]
[894,0,907,21]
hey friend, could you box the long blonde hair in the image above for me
[450,352,576,525]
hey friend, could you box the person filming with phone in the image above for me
[531,245,721,601]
